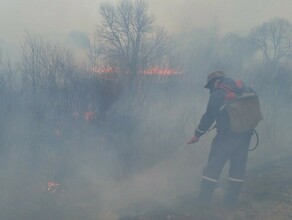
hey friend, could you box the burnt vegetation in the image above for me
[0,0,292,219]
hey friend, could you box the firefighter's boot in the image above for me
[198,178,217,204]
[224,179,243,206]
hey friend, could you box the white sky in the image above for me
[1,0,292,51]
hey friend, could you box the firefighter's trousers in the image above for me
[199,131,253,204]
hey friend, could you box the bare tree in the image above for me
[19,33,82,119]
[250,18,292,148]
[250,18,292,65]
[97,0,168,93]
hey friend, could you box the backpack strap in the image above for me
[218,79,245,100]
[218,79,244,92]
[218,83,234,92]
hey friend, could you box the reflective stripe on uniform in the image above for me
[202,176,218,182]
[219,104,226,111]
[196,128,207,133]
[228,177,244,182]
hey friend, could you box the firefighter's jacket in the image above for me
[195,77,252,138]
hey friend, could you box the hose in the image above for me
[249,129,259,151]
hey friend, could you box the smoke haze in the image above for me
[2,0,292,49]
[1,0,292,220]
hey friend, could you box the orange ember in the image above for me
[84,111,95,121]
[142,67,180,75]
[48,182,60,192]
[92,67,180,76]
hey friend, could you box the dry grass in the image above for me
[120,156,292,220]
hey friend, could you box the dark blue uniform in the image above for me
[195,77,253,204]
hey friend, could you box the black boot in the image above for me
[224,180,243,206]
[198,178,217,205]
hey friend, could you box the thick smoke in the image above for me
[0,19,292,220]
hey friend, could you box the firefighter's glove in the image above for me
[187,135,199,144]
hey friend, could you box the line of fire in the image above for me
[46,66,181,194]
[73,66,182,122]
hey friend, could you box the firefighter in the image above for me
[187,71,254,205]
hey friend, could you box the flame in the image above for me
[72,111,96,121]
[47,182,60,192]
[92,67,180,76]
[84,111,95,121]
[142,67,180,75]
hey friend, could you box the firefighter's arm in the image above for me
[188,91,224,144]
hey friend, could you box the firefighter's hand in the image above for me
[187,135,199,144]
